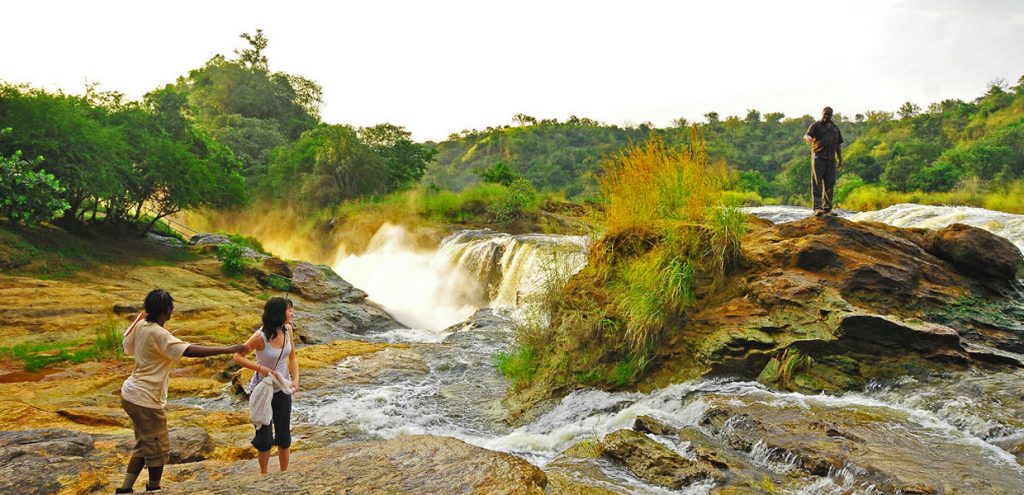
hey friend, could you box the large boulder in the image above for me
[926,223,1024,280]
[290,261,367,303]
[0,429,101,495]
[598,429,720,489]
[169,427,214,464]
[163,435,546,494]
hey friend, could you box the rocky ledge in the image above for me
[644,216,1024,392]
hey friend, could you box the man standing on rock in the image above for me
[115,289,246,494]
[804,106,844,216]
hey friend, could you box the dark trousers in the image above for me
[252,391,292,452]
[812,157,837,211]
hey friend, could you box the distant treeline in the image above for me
[3,29,1023,229]
[427,77,1024,205]
[0,30,434,229]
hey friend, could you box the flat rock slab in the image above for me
[164,434,546,494]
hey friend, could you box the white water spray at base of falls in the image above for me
[332,223,482,333]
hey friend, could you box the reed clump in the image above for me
[501,131,747,392]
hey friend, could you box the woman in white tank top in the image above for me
[233,296,300,474]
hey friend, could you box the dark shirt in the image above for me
[806,120,843,160]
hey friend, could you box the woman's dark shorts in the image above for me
[252,391,292,452]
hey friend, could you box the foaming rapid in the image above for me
[744,203,1024,253]
[850,203,1024,252]
[305,373,1024,493]
[332,224,589,333]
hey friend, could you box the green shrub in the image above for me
[215,243,249,274]
[487,177,538,222]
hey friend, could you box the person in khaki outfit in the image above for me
[116,289,246,493]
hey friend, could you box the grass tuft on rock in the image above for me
[499,131,746,397]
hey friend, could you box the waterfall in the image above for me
[436,230,589,307]
[332,223,589,333]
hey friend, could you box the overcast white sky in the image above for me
[2,0,1023,141]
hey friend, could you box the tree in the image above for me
[359,124,436,190]
[898,102,921,120]
[236,29,269,72]
[476,162,520,186]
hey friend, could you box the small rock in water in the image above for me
[599,429,721,489]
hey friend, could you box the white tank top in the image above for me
[248,326,292,392]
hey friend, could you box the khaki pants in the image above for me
[121,397,170,467]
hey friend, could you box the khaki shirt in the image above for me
[120,320,190,409]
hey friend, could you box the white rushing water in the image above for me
[744,203,1024,253]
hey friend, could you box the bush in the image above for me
[215,243,249,274]
[0,148,69,223]
[487,177,538,222]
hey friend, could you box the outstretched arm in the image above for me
[232,332,273,375]
[184,343,246,358]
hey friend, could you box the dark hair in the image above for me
[144,289,174,321]
[823,106,834,115]
[261,296,293,341]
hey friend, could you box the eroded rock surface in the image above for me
[164,435,547,494]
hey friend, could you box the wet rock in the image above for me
[641,215,1024,394]
[56,406,128,427]
[793,240,840,271]
[290,261,366,303]
[838,313,962,354]
[698,409,766,452]
[146,232,184,248]
[443,308,515,348]
[112,303,141,315]
[164,434,546,494]
[598,429,720,489]
[295,301,402,343]
[261,257,292,278]
[926,223,1024,280]
[696,395,1024,493]
[633,415,679,436]
[0,429,101,495]
[188,233,230,246]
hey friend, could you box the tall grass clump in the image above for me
[599,133,725,231]
[598,133,734,352]
[501,131,745,393]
